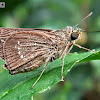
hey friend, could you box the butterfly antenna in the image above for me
[75,12,93,27]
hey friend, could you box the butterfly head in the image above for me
[64,26,82,43]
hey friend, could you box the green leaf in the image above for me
[0,50,100,100]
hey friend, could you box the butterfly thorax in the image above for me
[48,26,82,61]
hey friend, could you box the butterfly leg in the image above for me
[31,59,50,89]
[31,53,55,89]
[74,43,96,53]
[61,42,71,81]
[61,57,64,81]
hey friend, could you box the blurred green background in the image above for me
[0,0,100,100]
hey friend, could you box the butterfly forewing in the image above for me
[0,28,52,60]
[0,28,32,59]
[3,31,55,74]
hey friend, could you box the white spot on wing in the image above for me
[18,47,21,50]
[34,43,37,45]
[18,51,21,54]
[21,55,23,58]
[17,41,20,44]
[1,39,4,42]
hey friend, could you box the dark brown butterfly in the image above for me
[0,12,95,88]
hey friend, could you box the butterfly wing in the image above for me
[0,27,15,59]
[0,28,33,59]
[0,28,52,60]
[3,30,55,74]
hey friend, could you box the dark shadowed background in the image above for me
[0,0,100,100]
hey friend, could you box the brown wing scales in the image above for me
[0,27,53,60]
[3,31,54,74]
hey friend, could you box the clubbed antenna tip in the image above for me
[81,12,93,23]
[75,12,93,27]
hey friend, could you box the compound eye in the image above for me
[71,32,78,40]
